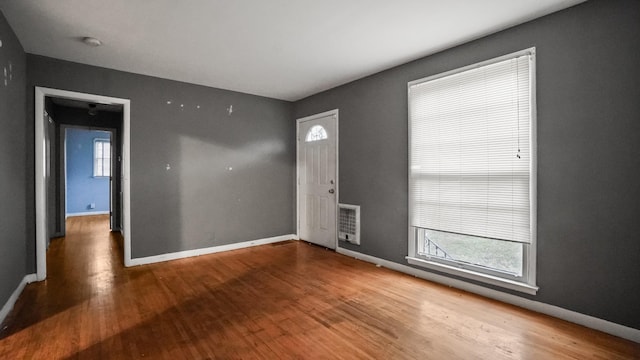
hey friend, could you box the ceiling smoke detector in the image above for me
[82,37,102,47]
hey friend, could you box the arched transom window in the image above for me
[305,125,328,142]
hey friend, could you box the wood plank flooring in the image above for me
[0,215,638,359]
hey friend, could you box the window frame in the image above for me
[406,48,538,295]
[93,138,111,178]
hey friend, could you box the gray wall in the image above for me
[26,55,295,266]
[5,0,637,333]
[294,0,640,330]
[0,11,27,311]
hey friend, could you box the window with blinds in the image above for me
[407,48,537,292]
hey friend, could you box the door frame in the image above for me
[295,109,339,249]
[35,87,132,281]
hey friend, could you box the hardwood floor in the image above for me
[0,215,638,359]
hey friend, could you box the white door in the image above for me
[298,111,338,249]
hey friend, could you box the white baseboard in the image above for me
[66,211,110,218]
[0,274,37,326]
[129,234,298,267]
[336,247,640,344]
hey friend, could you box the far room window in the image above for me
[305,125,328,142]
[407,48,537,294]
[94,138,111,177]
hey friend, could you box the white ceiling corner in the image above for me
[1,0,585,101]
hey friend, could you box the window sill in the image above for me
[406,256,538,295]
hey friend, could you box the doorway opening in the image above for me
[35,87,132,281]
[64,127,113,219]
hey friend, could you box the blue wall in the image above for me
[66,128,111,215]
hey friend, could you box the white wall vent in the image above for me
[338,204,360,245]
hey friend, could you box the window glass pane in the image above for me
[95,159,104,177]
[305,125,328,142]
[94,139,110,176]
[95,142,103,158]
[419,228,523,276]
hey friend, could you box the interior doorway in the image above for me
[35,87,132,281]
[64,127,114,215]
[296,109,339,249]
[48,96,123,227]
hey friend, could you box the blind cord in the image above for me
[516,57,522,159]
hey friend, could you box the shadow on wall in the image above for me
[177,135,289,249]
[129,95,294,259]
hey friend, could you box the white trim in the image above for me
[129,234,298,267]
[406,256,538,295]
[122,100,132,266]
[337,247,640,343]
[528,50,538,287]
[66,211,110,218]
[408,47,536,87]
[0,274,37,326]
[35,87,132,280]
[35,90,46,280]
[296,109,339,249]
[63,128,68,224]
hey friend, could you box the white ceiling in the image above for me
[1,0,584,101]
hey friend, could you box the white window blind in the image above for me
[409,50,533,244]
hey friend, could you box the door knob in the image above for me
[328,189,335,194]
